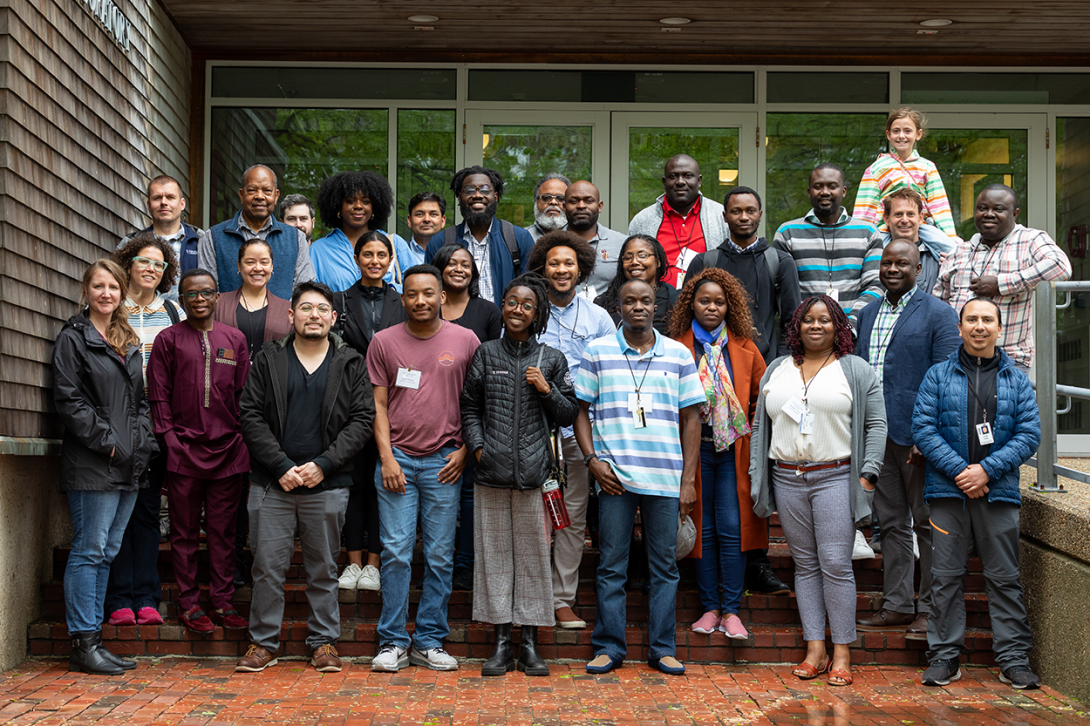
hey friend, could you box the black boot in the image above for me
[69,632,125,675]
[94,631,136,671]
[481,624,515,676]
[517,626,550,676]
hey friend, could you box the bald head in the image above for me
[879,240,922,302]
[565,181,603,232]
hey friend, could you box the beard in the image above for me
[534,206,567,232]
[567,210,599,232]
[460,200,499,229]
[296,327,327,340]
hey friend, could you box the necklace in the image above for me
[241,289,268,312]
[799,350,835,407]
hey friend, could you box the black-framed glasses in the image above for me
[132,256,168,272]
[183,289,216,301]
[503,298,536,313]
[297,302,333,315]
[536,194,565,204]
[621,251,654,262]
[460,184,494,196]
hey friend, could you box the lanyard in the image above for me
[667,206,699,268]
[800,351,834,407]
[965,367,997,424]
[623,344,654,395]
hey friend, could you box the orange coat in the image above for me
[677,329,768,558]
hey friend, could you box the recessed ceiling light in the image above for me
[659,17,691,25]
[919,18,952,27]
[408,14,438,22]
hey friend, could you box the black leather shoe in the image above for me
[451,566,474,591]
[481,624,515,676]
[747,565,791,595]
[517,626,550,676]
[69,632,125,675]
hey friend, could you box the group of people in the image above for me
[53,108,1071,690]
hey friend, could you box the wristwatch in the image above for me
[864,473,878,485]
[583,453,598,466]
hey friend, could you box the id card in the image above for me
[799,411,814,435]
[628,392,653,414]
[676,246,698,273]
[395,367,421,390]
[976,422,994,445]
[632,407,647,429]
[826,287,840,303]
[781,396,807,423]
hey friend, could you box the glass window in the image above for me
[396,110,457,240]
[468,70,753,104]
[211,67,456,100]
[902,73,1090,105]
[627,128,739,224]
[767,73,888,104]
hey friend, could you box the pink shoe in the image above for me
[720,613,749,640]
[136,607,164,625]
[108,608,136,626]
[692,611,720,634]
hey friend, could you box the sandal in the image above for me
[793,657,831,680]
[827,668,853,686]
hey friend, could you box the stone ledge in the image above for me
[0,437,62,457]
[1020,460,1090,564]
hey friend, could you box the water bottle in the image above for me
[541,477,570,530]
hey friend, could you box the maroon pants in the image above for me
[166,472,245,611]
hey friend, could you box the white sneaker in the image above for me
[852,529,876,560]
[913,531,920,560]
[371,644,409,672]
[358,564,381,591]
[410,645,459,671]
[338,563,363,590]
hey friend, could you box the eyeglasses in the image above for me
[460,184,494,196]
[537,194,565,204]
[297,303,333,315]
[132,256,168,272]
[503,298,536,313]
[183,289,216,301]
[621,251,654,262]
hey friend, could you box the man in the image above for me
[912,298,1042,690]
[882,189,943,295]
[685,186,802,364]
[526,174,570,241]
[564,180,627,300]
[934,184,1072,370]
[529,231,616,630]
[855,241,960,641]
[117,175,202,300]
[425,166,535,307]
[575,279,703,676]
[401,191,447,269]
[197,164,316,300]
[366,265,480,672]
[627,154,727,288]
[773,163,883,326]
[147,269,250,633]
[236,281,375,674]
[280,193,315,243]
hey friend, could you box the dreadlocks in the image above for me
[501,273,551,337]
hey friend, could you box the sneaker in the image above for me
[555,606,586,629]
[692,611,719,635]
[136,607,164,626]
[358,564,381,591]
[999,665,1041,690]
[451,566,473,591]
[868,532,882,553]
[852,529,876,560]
[338,563,363,590]
[410,645,459,671]
[211,608,249,630]
[108,608,136,626]
[236,644,277,672]
[719,614,749,640]
[922,658,962,686]
[371,644,409,672]
[179,607,216,633]
[311,643,342,673]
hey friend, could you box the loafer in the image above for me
[905,614,929,641]
[692,611,719,635]
[720,614,749,640]
[856,608,915,631]
[649,655,685,675]
[311,643,342,673]
[212,608,248,630]
[236,644,278,673]
[108,608,136,626]
[179,607,216,634]
[136,607,164,626]
[586,654,623,674]
[555,606,586,630]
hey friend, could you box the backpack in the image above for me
[702,245,779,280]
[444,219,521,271]
[164,299,181,324]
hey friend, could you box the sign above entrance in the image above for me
[81,0,132,53]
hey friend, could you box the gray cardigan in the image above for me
[628,193,727,247]
[749,354,887,526]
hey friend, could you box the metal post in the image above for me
[1030,282,1062,493]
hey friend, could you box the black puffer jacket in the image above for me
[461,336,578,490]
[52,312,157,492]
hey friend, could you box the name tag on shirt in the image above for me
[826,288,840,303]
[676,247,698,273]
[976,422,994,445]
[396,367,421,390]
[782,396,807,423]
[628,393,654,413]
[799,412,814,435]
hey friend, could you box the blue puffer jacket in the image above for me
[911,347,1040,506]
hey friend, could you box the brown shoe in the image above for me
[236,644,278,672]
[905,614,929,641]
[555,606,587,630]
[856,608,915,631]
[311,643,342,673]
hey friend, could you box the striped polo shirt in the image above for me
[574,328,704,498]
[127,296,185,384]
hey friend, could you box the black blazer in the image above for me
[335,283,408,358]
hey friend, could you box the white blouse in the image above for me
[764,358,853,463]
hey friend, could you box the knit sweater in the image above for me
[852,151,958,237]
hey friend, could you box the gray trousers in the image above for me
[248,484,349,653]
[551,435,591,611]
[875,438,932,616]
[928,497,1032,668]
[473,486,554,626]
[773,463,857,644]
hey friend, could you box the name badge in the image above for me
[799,412,814,435]
[396,367,421,390]
[628,392,653,413]
[826,287,840,303]
[782,396,807,423]
[676,247,698,273]
[976,422,994,445]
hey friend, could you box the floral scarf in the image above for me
[693,320,750,451]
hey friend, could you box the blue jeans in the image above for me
[454,457,476,570]
[106,453,166,613]
[696,442,744,614]
[65,489,139,633]
[593,489,679,661]
[375,445,460,651]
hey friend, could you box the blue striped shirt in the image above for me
[575,328,704,497]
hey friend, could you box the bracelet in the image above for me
[583,453,598,466]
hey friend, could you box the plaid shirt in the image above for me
[868,285,917,388]
[934,224,1072,367]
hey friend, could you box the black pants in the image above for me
[105,452,165,613]
[343,441,381,555]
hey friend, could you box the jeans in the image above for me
[105,477,163,613]
[592,489,679,661]
[375,445,460,651]
[454,457,477,570]
[696,442,744,614]
[65,489,139,633]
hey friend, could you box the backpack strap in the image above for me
[499,219,521,272]
[701,248,718,272]
[164,299,180,325]
[763,246,780,281]
[444,227,457,246]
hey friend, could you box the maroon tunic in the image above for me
[147,321,251,478]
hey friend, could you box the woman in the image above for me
[53,259,158,675]
[750,296,885,686]
[431,242,502,589]
[311,171,400,292]
[103,233,182,628]
[594,235,678,334]
[460,273,578,677]
[214,238,293,359]
[336,230,407,591]
[667,269,767,641]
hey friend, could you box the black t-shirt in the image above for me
[281,344,339,493]
[447,296,502,343]
[236,303,268,358]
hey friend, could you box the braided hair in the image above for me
[501,273,550,337]
[784,295,855,365]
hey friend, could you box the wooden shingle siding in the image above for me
[0,0,191,437]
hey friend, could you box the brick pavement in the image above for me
[1,659,1087,725]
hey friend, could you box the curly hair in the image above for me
[594,235,667,317]
[111,231,179,294]
[526,230,597,287]
[450,166,505,199]
[501,272,551,337]
[431,243,480,298]
[316,171,393,231]
[667,268,755,342]
[784,295,854,365]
